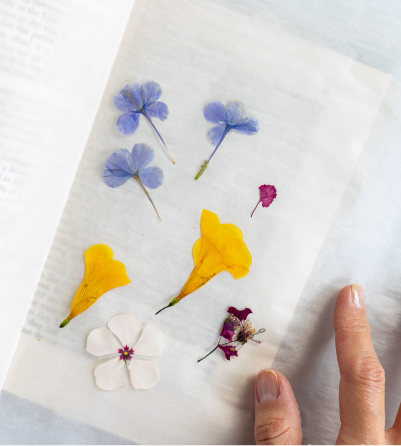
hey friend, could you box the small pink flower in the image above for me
[198,307,265,362]
[251,184,277,217]
[86,314,167,391]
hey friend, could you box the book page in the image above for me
[0,0,135,386]
[2,0,391,443]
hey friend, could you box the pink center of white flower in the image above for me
[118,345,134,361]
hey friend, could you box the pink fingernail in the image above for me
[256,369,279,403]
[351,283,365,309]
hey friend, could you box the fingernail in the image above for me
[351,283,365,309]
[256,369,279,403]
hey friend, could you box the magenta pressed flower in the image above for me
[251,184,277,217]
[198,306,265,362]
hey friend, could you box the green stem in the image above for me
[195,127,230,180]
[195,160,209,180]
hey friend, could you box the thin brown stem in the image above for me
[198,344,219,362]
[155,303,172,315]
[134,176,162,222]
[251,200,260,217]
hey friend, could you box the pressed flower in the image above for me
[156,210,252,314]
[86,314,167,390]
[195,100,259,179]
[251,184,277,217]
[198,306,265,362]
[60,245,131,328]
[113,81,175,164]
[104,144,164,221]
[218,345,238,360]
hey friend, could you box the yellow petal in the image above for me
[62,244,131,325]
[83,244,131,294]
[200,209,221,239]
[218,223,252,278]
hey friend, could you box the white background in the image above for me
[1,0,401,444]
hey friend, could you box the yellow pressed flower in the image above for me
[156,209,252,314]
[60,244,131,328]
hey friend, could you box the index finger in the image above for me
[334,284,385,445]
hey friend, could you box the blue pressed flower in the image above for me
[195,100,259,179]
[104,143,164,221]
[113,81,175,164]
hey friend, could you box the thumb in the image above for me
[254,369,302,445]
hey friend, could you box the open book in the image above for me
[0,0,392,443]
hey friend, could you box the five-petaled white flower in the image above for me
[86,314,167,391]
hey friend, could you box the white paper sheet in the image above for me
[0,0,135,387]
[2,0,392,443]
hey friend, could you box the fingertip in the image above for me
[255,369,280,404]
[334,284,366,327]
[339,283,354,299]
[255,368,296,405]
[254,369,302,444]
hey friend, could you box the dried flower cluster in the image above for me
[198,306,265,362]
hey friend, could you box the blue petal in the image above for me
[113,92,135,112]
[132,144,154,171]
[141,81,162,107]
[203,101,227,124]
[226,100,246,125]
[138,166,164,189]
[104,168,132,188]
[207,124,226,145]
[144,101,169,121]
[233,116,259,135]
[114,83,142,111]
[104,149,136,188]
[116,112,140,135]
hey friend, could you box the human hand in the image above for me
[254,284,401,445]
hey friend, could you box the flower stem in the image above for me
[251,200,261,217]
[142,111,176,164]
[208,127,229,162]
[134,176,162,222]
[195,127,229,180]
[155,303,172,315]
[155,297,179,315]
[198,343,220,362]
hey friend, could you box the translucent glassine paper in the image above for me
[0,0,135,387]
[2,0,391,444]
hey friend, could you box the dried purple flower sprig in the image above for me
[198,306,265,362]
[195,101,259,180]
[114,81,175,164]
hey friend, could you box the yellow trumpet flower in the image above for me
[60,244,131,327]
[156,209,251,314]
